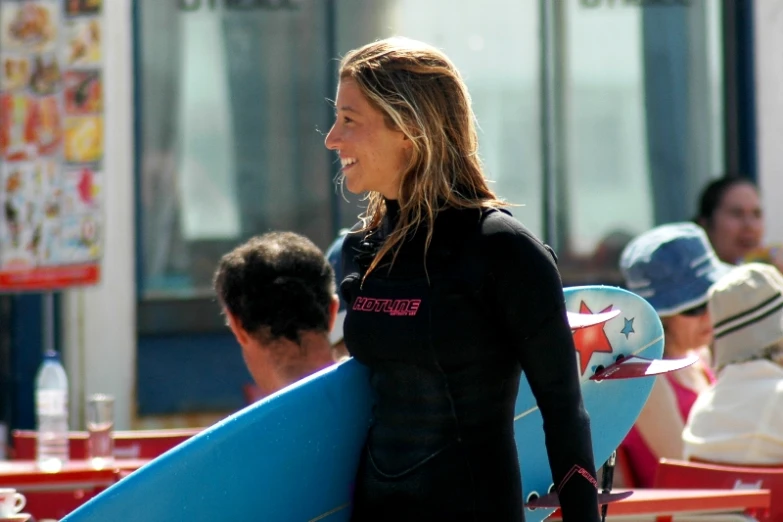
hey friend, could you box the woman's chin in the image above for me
[343,177,363,195]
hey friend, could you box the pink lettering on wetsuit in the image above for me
[557,465,599,494]
[353,297,422,317]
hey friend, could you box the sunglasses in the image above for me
[680,303,708,317]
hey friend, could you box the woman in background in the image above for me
[695,176,782,271]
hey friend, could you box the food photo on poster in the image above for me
[65,0,102,17]
[63,70,101,115]
[63,115,102,164]
[0,92,36,162]
[0,0,59,53]
[1,53,31,91]
[65,17,101,67]
[60,166,100,215]
[33,94,63,156]
[57,213,100,263]
[29,51,62,95]
[1,160,44,268]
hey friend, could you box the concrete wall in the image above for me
[754,1,783,246]
[62,0,136,430]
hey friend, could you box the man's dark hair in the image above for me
[695,175,757,225]
[213,232,335,344]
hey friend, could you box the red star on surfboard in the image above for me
[572,301,614,374]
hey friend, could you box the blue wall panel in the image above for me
[136,333,250,415]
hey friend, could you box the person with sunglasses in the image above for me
[616,222,730,488]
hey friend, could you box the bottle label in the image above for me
[36,390,68,416]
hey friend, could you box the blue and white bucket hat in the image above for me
[620,222,731,317]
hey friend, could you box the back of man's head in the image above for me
[213,232,335,345]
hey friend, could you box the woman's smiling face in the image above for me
[324,79,411,200]
[705,182,763,264]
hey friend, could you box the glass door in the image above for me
[551,0,724,285]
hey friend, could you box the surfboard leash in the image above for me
[600,450,616,522]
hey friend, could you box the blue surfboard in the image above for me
[62,286,664,522]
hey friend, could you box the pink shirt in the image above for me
[620,366,716,488]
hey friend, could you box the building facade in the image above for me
[1,0,777,433]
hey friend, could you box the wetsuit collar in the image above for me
[383,198,401,232]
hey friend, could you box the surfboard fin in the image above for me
[567,309,621,330]
[590,354,699,381]
[524,490,633,509]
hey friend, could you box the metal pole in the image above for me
[539,0,559,249]
[324,0,341,237]
[721,0,740,175]
[43,292,55,354]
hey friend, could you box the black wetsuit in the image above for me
[340,200,600,522]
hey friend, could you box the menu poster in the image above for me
[0,0,103,291]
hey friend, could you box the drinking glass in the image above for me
[86,393,114,468]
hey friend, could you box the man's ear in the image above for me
[328,295,340,331]
[226,312,251,347]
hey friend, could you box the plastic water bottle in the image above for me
[35,350,69,470]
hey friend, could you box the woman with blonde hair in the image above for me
[325,37,599,522]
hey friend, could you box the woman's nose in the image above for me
[325,124,339,150]
[701,311,713,327]
[745,213,763,230]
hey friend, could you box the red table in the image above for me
[11,428,200,460]
[0,459,150,521]
[547,488,771,521]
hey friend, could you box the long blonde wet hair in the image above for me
[337,37,506,277]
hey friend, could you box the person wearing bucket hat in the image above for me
[615,222,729,488]
[683,263,783,465]
[214,232,339,401]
